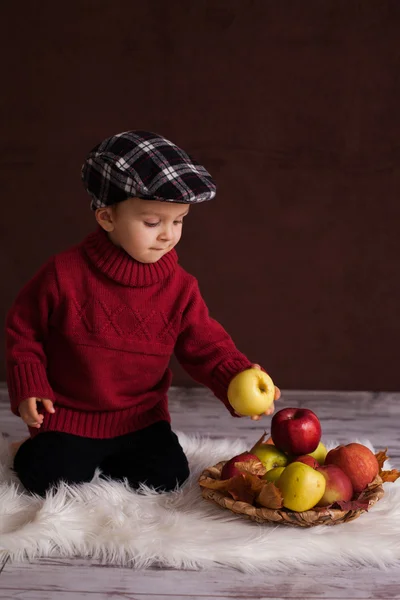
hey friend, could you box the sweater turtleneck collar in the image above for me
[82,227,178,287]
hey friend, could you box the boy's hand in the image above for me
[18,397,55,428]
[234,364,281,421]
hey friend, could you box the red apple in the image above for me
[220,452,262,479]
[271,408,322,455]
[291,454,320,469]
[325,443,379,493]
[316,464,353,506]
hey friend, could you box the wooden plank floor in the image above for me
[1,384,400,600]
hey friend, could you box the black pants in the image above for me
[13,420,190,497]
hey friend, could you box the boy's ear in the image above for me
[95,207,115,232]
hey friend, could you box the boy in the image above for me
[6,130,280,497]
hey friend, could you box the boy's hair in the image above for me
[81,130,216,211]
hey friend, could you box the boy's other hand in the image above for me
[234,363,281,421]
[18,397,55,428]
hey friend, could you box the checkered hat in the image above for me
[81,130,216,210]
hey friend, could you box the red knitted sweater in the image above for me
[6,227,252,438]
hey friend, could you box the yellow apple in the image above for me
[276,462,326,512]
[227,369,275,416]
[307,441,327,465]
[263,466,286,482]
[252,443,288,471]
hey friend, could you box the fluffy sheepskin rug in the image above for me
[1,433,399,571]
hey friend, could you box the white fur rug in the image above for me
[1,433,400,571]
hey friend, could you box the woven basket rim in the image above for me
[199,460,385,527]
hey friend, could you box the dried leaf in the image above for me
[235,459,266,477]
[227,472,264,503]
[373,449,400,483]
[256,482,284,509]
[250,431,269,453]
[375,448,389,471]
[199,471,265,505]
[198,476,236,491]
[335,499,370,511]
[380,469,400,483]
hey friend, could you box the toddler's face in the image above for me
[97,198,189,263]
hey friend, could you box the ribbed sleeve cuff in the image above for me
[211,357,253,417]
[8,363,55,414]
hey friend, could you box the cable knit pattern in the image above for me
[6,227,252,439]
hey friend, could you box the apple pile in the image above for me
[200,407,400,514]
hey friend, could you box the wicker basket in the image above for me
[199,461,385,527]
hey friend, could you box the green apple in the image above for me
[277,462,326,512]
[308,441,327,465]
[252,443,288,471]
[263,466,286,482]
[227,369,275,416]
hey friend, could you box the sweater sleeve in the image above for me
[174,278,253,416]
[5,257,59,415]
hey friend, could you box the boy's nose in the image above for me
[158,225,174,241]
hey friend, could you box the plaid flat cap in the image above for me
[81,130,216,210]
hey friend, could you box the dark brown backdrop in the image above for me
[2,1,400,390]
